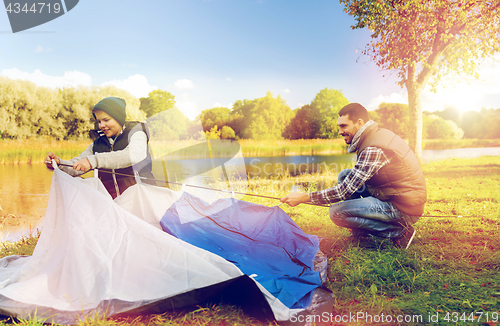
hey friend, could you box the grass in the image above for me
[3,137,499,164]
[237,139,348,156]
[0,139,89,165]
[0,156,499,325]
[423,139,500,150]
[0,138,349,164]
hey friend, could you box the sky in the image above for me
[1,0,499,120]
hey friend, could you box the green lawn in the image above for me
[1,156,499,325]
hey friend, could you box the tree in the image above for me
[425,114,463,139]
[472,108,500,139]
[139,89,175,118]
[310,88,349,138]
[283,105,317,139]
[205,125,222,140]
[146,106,189,141]
[375,102,410,139]
[283,88,349,139]
[199,107,232,132]
[220,126,236,140]
[340,0,500,161]
[232,92,293,140]
[59,86,99,139]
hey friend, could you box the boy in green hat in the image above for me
[45,97,154,198]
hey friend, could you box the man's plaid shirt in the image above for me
[309,146,390,205]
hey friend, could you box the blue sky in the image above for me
[1,0,499,120]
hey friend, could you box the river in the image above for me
[1,147,499,241]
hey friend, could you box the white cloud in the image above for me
[174,79,195,90]
[1,68,92,88]
[35,45,51,53]
[366,92,407,111]
[177,92,200,120]
[226,78,232,82]
[122,62,137,68]
[282,88,291,94]
[212,102,233,109]
[101,74,156,98]
[1,69,157,99]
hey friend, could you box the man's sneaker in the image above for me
[392,225,416,249]
[350,229,376,249]
[356,236,377,249]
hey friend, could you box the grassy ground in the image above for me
[1,138,500,164]
[0,156,499,325]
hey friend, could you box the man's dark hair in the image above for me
[338,103,369,123]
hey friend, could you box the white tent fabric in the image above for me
[0,167,297,324]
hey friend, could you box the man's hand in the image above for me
[73,158,91,172]
[44,152,60,169]
[280,192,311,207]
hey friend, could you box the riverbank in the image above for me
[1,138,499,164]
[1,155,499,325]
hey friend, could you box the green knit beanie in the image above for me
[92,97,127,126]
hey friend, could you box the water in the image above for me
[0,164,52,240]
[1,146,499,241]
[422,147,500,162]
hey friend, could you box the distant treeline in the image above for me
[369,103,500,140]
[202,98,500,141]
[1,76,499,141]
[0,77,146,140]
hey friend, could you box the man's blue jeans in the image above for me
[329,169,412,238]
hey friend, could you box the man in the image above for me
[280,103,426,249]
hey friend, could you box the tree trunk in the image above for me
[407,85,423,164]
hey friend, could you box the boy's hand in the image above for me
[73,158,91,172]
[44,152,60,169]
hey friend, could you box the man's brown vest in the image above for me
[357,123,427,216]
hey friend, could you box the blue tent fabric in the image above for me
[160,192,323,309]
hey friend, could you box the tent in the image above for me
[0,166,331,324]
[160,193,324,309]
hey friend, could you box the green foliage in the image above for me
[340,0,500,159]
[425,114,464,140]
[374,102,411,139]
[310,88,349,139]
[59,86,99,139]
[283,88,349,140]
[432,107,500,140]
[11,310,46,326]
[147,107,189,141]
[203,92,295,140]
[139,90,176,118]
[240,92,293,140]
[220,126,236,140]
[0,77,64,139]
[204,125,221,140]
[199,107,232,132]
[0,230,39,257]
[369,102,500,140]
[341,0,500,88]
[283,104,317,139]
[0,77,146,140]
